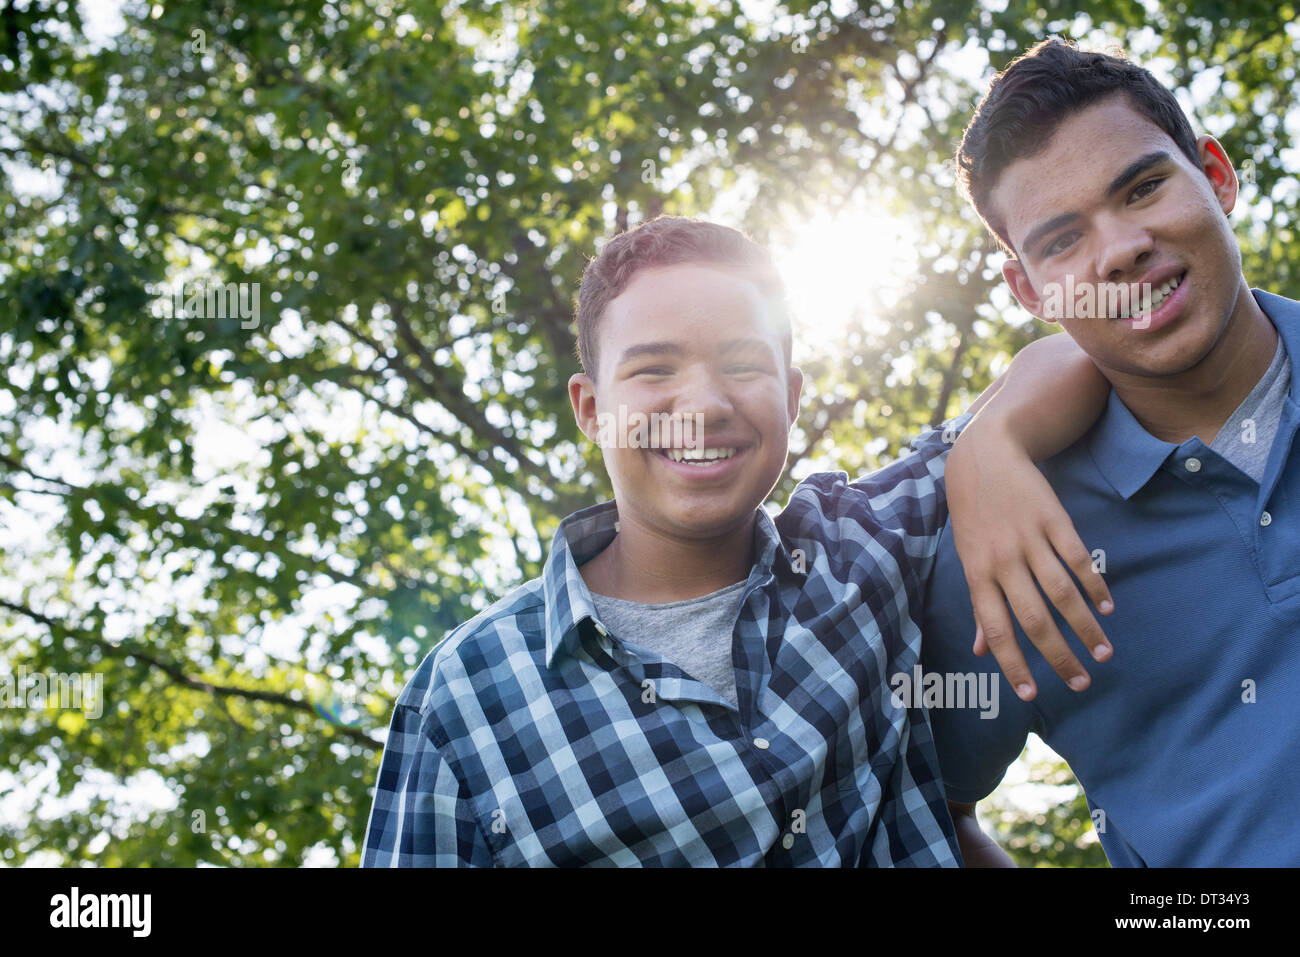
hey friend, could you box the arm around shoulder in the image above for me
[943,334,1116,697]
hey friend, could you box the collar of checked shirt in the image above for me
[539,499,807,671]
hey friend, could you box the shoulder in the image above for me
[393,577,547,719]
[778,452,950,547]
[1252,288,1300,320]
[782,469,851,517]
[778,470,891,544]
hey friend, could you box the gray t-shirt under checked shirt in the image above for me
[590,579,748,710]
[1209,332,1291,483]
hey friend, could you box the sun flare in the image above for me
[772,210,922,354]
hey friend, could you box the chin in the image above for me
[661,499,759,536]
[1110,344,1216,379]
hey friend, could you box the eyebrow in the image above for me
[615,337,771,365]
[1105,150,1171,198]
[615,341,684,364]
[1022,212,1082,257]
[1020,150,1174,256]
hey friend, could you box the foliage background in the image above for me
[2,0,1296,866]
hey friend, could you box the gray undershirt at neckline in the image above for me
[589,579,748,709]
[1208,332,1290,483]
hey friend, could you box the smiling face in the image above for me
[568,262,802,543]
[993,94,1250,383]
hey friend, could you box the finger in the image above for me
[1000,566,1092,692]
[1029,540,1113,664]
[968,579,1037,701]
[973,620,988,657]
[1047,517,1115,616]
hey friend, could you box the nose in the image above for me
[1094,215,1155,282]
[670,363,735,427]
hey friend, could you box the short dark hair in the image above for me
[575,216,792,380]
[956,38,1202,253]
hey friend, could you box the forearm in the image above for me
[964,333,1109,461]
[950,801,1016,868]
[940,334,1116,696]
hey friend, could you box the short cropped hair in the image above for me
[575,216,792,380]
[956,37,1202,253]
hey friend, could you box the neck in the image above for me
[580,509,756,604]
[1108,286,1278,444]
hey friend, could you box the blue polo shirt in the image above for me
[920,289,1300,867]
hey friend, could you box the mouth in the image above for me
[652,444,750,479]
[1117,270,1188,330]
[1114,271,1184,319]
[659,446,740,466]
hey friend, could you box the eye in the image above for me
[1042,231,1079,258]
[726,364,761,375]
[1129,177,1165,201]
[633,366,672,376]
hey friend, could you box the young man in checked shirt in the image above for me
[362,216,1113,867]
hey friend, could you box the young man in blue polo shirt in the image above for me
[362,216,1112,867]
[922,38,1299,866]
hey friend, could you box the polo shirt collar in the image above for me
[1251,289,1300,404]
[540,500,798,668]
[1086,392,1180,500]
[1087,288,1300,500]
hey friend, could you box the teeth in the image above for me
[665,447,737,463]
[1130,274,1183,318]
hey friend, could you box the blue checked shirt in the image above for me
[362,414,971,867]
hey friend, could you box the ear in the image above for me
[568,372,600,443]
[785,366,804,427]
[1002,259,1056,324]
[1198,134,1239,216]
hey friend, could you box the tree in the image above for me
[983,751,1109,868]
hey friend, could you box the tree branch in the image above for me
[0,598,381,747]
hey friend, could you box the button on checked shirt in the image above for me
[362,415,970,866]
